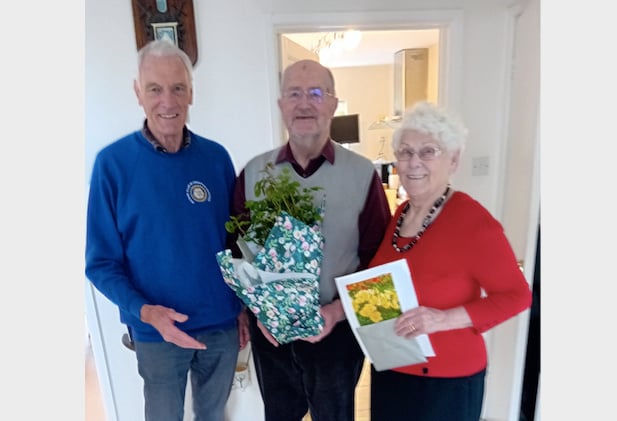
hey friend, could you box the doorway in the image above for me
[268,8,537,421]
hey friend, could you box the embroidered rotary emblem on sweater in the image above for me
[186,181,210,204]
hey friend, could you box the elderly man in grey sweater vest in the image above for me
[231,59,391,421]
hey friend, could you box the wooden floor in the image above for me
[86,340,371,421]
[85,342,107,421]
[355,360,371,421]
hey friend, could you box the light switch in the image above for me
[472,156,489,176]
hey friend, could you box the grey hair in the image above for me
[392,101,468,153]
[137,39,193,84]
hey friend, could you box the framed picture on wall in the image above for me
[152,22,178,46]
[131,0,198,65]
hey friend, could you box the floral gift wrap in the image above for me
[216,212,325,344]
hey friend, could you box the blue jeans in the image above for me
[248,312,365,421]
[134,326,239,421]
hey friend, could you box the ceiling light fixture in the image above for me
[312,30,362,62]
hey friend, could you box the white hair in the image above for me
[137,39,193,84]
[392,101,468,153]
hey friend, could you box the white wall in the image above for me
[481,1,540,420]
[85,0,277,178]
[499,0,540,258]
[85,1,538,420]
[85,1,279,419]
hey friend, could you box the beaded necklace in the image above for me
[391,185,451,253]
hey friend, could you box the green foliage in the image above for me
[225,163,323,246]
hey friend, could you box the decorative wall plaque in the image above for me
[131,0,198,66]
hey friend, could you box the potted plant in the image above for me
[218,163,326,343]
[225,162,323,260]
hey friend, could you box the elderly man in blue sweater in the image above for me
[85,39,249,421]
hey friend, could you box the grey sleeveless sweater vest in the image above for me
[243,142,376,304]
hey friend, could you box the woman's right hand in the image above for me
[394,306,472,338]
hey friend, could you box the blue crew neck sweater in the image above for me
[85,130,242,342]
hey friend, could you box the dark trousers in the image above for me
[371,366,486,421]
[248,312,365,421]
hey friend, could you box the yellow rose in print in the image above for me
[346,273,402,326]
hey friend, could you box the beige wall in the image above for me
[280,36,319,69]
[427,43,439,103]
[329,43,439,164]
[331,65,395,162]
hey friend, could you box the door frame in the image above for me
[264,10,464,150]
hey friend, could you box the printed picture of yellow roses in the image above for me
[346,273,402,326]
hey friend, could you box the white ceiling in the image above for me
[283,29,440,68]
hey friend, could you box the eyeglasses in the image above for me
[394,146,443,161]
[281,88,335,104]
